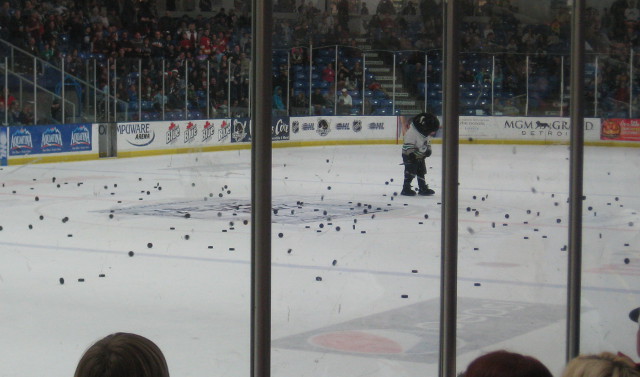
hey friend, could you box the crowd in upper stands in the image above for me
[0,0,639,123]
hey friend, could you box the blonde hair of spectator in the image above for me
[74,332,170,377]
[562,352,640,377]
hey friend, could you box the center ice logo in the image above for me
[166,122,180,144]
[184,122,198,144]
[41,127,63,150]
[11,128,33,152]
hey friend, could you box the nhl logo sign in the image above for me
[292,120,300,134]
[352,120,362,133]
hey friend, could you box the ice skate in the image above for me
[418,183,435,196]
[401,186,417,196]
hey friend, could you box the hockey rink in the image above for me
[1,143,639,377]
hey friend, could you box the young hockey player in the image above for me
[401,112,440,196]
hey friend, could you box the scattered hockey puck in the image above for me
[278,232,284,238]
[67,234,73,237]
[128,251,134,257]
[336,226,341,231]
[78,278,85,282]
[424,214,429,219]
[505,214,510,219]
[332,260,337,266]
[556,219,561,223]
[243,220,248,225]
[624,258,630,264]
[208,246,213,249]
[411,270,418,273]
[474,283,481,286]
[39,215,44,220]
[99,274,105,278]
[28,224,33,229]
[109,214,114,219]
[147,242,153,248]
[327,186,331,190]
[59,277,64,285]
[62,216,69,223]
[184,213,191,218]
[315,276,322,281]
[287,248,292,254]
[401,294,408,298]
[184,235,190,240]
[35,196,39,201]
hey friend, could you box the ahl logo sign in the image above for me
[166,122,180,144]
[317,119,331,136]
[184,122,198,144]
[41,127,63,151]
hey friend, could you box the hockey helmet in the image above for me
[412,112,440,136]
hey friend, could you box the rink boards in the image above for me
[1,116,639,165]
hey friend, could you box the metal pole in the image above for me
[594,56,598,117]
[138,59,142,121]
[113,59,117,121]
[309,44,313,115]
[185,59,189,120]
[362,52,366,115]
[439,0,460,376]
[629,51,633,118]
[392,53,396,115]
[106,60,110,123]
[227,58,231,117]
[33,58,37,124]
[93,59,97,122]
[334,45,338,115]
[287,52,290,115]
[61,56,65,123]
[525,55,529,116]
[162,59,165,120]
[250,0,272,376]
[491,55,495,115]
[567,0,585,362]
[424,53,428,112]
[4,57,7,125]
[207,60,210,119]
[560,56,565,117]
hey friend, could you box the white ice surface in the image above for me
[0,144,639,377]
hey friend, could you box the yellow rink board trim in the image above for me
[9,153,100,165]
[7,139,640,165]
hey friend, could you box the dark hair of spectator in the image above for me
[463,350,552,377]
[74,332,170,377]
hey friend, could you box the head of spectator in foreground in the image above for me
[74,332,170,377]
[631,306,640,358]
[463,350,552,377]
[561,352,640,377]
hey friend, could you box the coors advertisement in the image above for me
[272,116,290,141]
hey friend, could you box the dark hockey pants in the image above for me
[402,154,427,190]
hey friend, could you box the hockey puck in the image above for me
[59,277,64,285]
[128,251,134,257]
[278,233,284,238]
[147,242,153,248]
[401,294,408,298]
[316,276,322,281]
[624,258,630,264]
